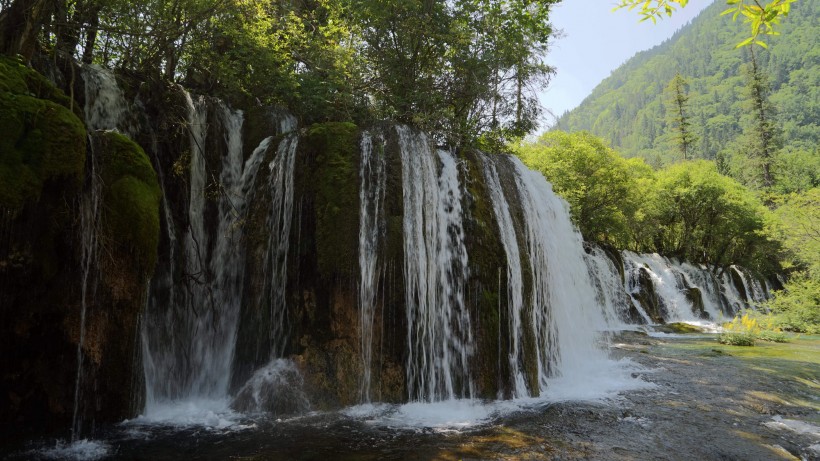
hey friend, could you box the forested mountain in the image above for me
[553,0,819,169]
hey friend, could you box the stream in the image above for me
[14,330,819,461]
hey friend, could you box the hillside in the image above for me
[553,0,820,167]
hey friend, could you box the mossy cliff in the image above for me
[0,59,160,444]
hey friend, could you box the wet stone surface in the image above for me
[10,331,819,461]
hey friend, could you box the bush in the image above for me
[718,332,756,346]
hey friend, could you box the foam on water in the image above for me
[36,439,110,461]
[366,400,495,430]
[127,398,246,430]
[764,415,820,437]
[538,357,655,403]
[342,357,653,431]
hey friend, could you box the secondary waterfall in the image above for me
[481,156,527,398]
[398,126,474,402]
[582,248,773,325]
[358,131,387,403]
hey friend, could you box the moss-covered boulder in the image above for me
[93,131,162,272]
[0,55,86,211]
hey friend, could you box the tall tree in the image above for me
[741,46,781,189]
[665,72,697,160]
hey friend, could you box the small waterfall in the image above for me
[622,252,700,322]
[261,117,298,359]
[358,131,387,403]
[82,64,135,135]
[70,66,126,440]
[481,155,527,398]
[677,261,726,320]
[732,265,768,305]
[583,246,635,327]
[511,157,612,392]
[72,141,101,442]
[398,126,474,402]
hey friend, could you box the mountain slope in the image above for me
[552,0,820,167]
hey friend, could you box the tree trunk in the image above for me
[0,0,56,59]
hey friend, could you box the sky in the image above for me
[538,0,713,129]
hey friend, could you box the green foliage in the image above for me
[718,332,756,345]
[763,189,820,334]
[515,131,650,247]
[644,161,777,271]
[766,274,820,333]
[557,0,820,168]
[0,56,86,210]
[516,132,776,272]
[770,188,820,273]
[614,0,798,48]
[350,0,558,146]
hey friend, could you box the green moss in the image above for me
[655,322,706,334]
[96,131,161,271]
[461,151,508,397]
[305,122,360,278]
[0,58,86,210]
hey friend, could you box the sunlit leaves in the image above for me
[615,0,798,48]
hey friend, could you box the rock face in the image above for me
[0,57,160,443]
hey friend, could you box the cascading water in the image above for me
[481,155,528,398]
[622,252,703,322]
[397,126,474,402]
[82,64,136,135]
[583,245,639,327]
[358,131,387,403]
[140,96,288,418]
[510,156,613,393]
[261,117,298,359]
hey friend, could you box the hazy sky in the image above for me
[539,0,713,129]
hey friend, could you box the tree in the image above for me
[642,160,777,271]
[515,131,651,247]
[348,0,558,147]
[740,46,781,189]
[665,72,698,160]
[614,0,799,48]
[765,188,820,332]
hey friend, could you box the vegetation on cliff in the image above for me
[0,55,85,210]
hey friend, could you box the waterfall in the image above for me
[82,64,136,135]
[510,157,612,392]
[481,155,528,398]
[732,265,768,305]
[622,252,700,322]
[398,126,474,402]
[583,246,636,327]
[70,65,125,440]
[141,96,283,413]
[72,139,101,442]
[261,117,298,359]
[605,250,770,324]
[358,131,387,403]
